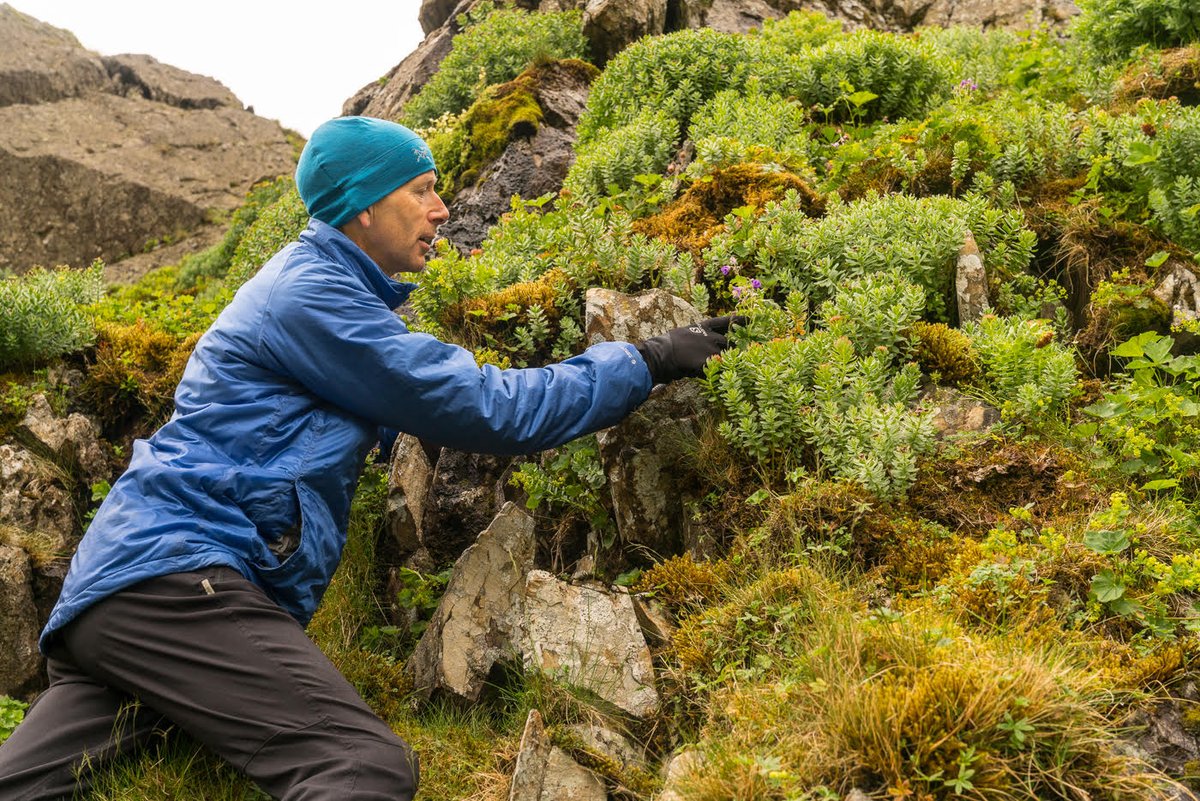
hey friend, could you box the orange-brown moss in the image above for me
[634,553,734,617]
[903,438,1107,536]
[82,321,199,438]
[440,268,574,349]
[1112,45,1200,111]
[633,163,825,260]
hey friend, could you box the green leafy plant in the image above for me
[750,9,842,53]
[401,6,587,129]
[965,314,1079,425]
[704,191,1035,322]
[223,188,311,291]
[1074,0,1200,63]
[703,271,935,498]
[0,262,104,370]
[1078,331,1200,496]
[575,27,759,144]
[0,695,27,744]
[564,108,680,201]
[793,31,953,124]
[510,435,616,546]
[686,88,815,175]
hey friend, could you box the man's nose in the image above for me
[431,193,450,224]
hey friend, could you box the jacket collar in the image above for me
[299,219,417,310]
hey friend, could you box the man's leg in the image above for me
[61,567,418,801]
[0,651,165,800]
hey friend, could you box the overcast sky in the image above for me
[9,0,426,137]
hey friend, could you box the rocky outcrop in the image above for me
[584,0,669,66]
[437,60,595,252]
[509,710,607,801]
[0,545,42,698]
[587,288,707,558]
[409,502,536,703]
[523,570,660,717]
[342,20,461,122]
[0,4,109,107]
[1,4,295,276]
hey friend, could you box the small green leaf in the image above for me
[1083,529,1130,554]
[1145,250,1169,268]
[847,90,879,107]
[745,488,771,505]
[1141,478,1179,491]
[1091,570,1126,603]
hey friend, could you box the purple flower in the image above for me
[720,264,734,276]
[958,78,978,91]
[750,278,763,290]
[731,285,744,298]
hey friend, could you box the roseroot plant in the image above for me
[686,88,816,176]
[703,272,935,499]
[1078,331,1200,497]
[0,262,104,370]
[563,108,680,201]
[703,191,1036,321]
[964,314,1079,425]
[223,187,310,291]
[749,9,843,53]
[791,30,954,124]
[1073,0,1200,63]
[575,27,759,145]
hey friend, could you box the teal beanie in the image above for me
[295,116,438,229]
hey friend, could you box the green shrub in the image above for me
[564,108,679,200]
[400,6,587,129]
[0,263,104,370]
[575,28,757,144]
[793,31,954,124]
[1078,332,1200,496]
[687,89,814,174]
[919,25,1026,93]
[1074,0,1200,63]
[965,314,1079,424]
[704,271,935,498]
[510,434,615,546]
[1080,99,1200,249]
[833,95,1088,195]
[224,188,310,290]
[704,191,1036,322]
[0,695,26,744]
[750,9,842,53]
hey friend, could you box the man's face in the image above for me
[356,171,449,274]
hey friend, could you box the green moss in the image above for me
[910,321,980,387]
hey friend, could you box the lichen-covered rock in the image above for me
[386,433,436,559]
[956,231,989,326]
[586,287,707,556]
[18,394,109,486]
[510,709,607,801]
[658,749,705,801]
[0,544,43,698]
[921,385,1001,439]
[523,571,659,718]
[0,444,76,553]
[584,287,702,347]
[408,502,536,703]
[1152,262,1200,353]
[562,721,646,773]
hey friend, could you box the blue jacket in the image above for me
[41,219,652,649]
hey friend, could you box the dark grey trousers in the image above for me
[0,567,418,800]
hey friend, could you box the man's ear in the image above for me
[355,207,373,228]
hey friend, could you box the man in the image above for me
[0,116,737,800]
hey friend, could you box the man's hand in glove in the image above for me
[634,316,745,385]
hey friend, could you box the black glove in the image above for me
[634,316,744,385]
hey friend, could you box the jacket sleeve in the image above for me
[257,262,653,456]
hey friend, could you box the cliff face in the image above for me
[0,4,297,275]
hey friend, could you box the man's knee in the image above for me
[248,728,418,800]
